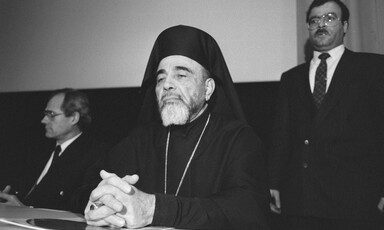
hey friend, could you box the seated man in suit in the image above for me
[0,88,109,213]
[83,25,270,230]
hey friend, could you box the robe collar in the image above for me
[169,108,210,138]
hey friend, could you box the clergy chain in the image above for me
[164,113,211,196]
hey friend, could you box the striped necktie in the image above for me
[313,52,330,109]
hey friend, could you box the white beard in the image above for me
[160,101,190,127]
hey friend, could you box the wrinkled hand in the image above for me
[270,189,281,214]
[85,170,156,229]
[0,185,25,207]
[378,197,384,213]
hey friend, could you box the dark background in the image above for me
[0,81,279,191]
[0,81,282,228]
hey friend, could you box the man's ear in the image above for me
[71,112,80,125]
[343,21,349,34]
[205,78,215,101]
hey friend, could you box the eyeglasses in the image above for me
[307,13,341,30]
[43,110,65,119]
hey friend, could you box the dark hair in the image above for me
[49,88,92,131]
[306,0,350,23]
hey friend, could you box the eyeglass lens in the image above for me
[44,110,63,119]
[308,13,339,29]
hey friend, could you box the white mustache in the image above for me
[161,93,182,102]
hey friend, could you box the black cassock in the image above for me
[106,111,270,230]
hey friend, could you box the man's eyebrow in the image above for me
[156,65,194,77]
[156,69,166,77]
[175,66,194,74]
[309,11,338,19]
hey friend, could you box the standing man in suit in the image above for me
[268,0,384,229]
[0,88,108,213]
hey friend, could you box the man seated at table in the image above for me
[84,25,270,230]
[0,88,108,213]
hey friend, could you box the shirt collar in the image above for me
[56,132,82,155]
[313,44,345,62]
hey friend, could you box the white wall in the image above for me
[0,0,297,92]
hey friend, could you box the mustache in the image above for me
[315,28,329,36]
[159,93,184,108]
[160,93,182,101]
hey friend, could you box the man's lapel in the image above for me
[299,63,317,116]
[52,134,84,170]
[316,49,354,122]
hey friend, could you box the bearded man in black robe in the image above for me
[84,25,270,230]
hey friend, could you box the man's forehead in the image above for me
[46,94,64,110]
[157,55,204,72]
[309,1,341,17]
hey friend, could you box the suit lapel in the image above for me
[316,49,354,122]
[50,134,85,171]
[299,63,317,116]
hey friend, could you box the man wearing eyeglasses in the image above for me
[0,88,109,213]
[268,0,384,229]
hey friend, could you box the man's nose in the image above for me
[318,19,326,27]
[41,115,49,124]
[163,76,175,90]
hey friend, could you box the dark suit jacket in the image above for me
[268,49,384,220]
[17,133,109,213]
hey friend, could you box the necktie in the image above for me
[51,145,61,165]
[25,145,61,198]
[313,53,330,109]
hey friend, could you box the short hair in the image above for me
[49,88,92,131]
[306,0,350,23]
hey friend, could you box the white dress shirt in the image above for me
[309,45,345,93]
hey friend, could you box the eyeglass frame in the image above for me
[43,110,65,119]
[307,12,342,30]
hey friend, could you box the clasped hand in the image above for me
[84,170,156,228]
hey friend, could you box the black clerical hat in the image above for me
[139,25,247,124]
